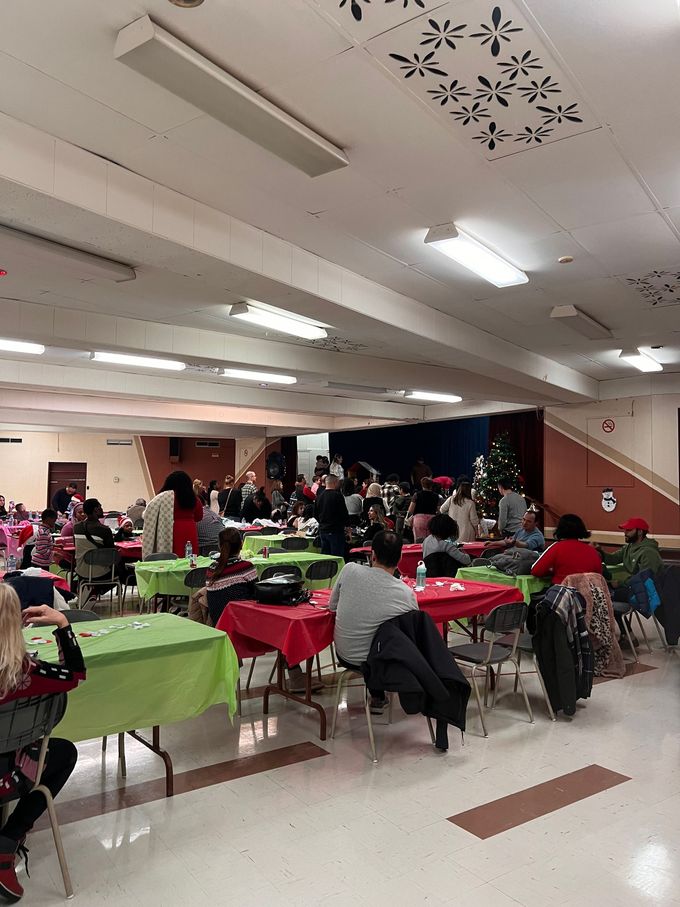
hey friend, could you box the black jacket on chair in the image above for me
[362,610,471,739]
[656,565,680,646]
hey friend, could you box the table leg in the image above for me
[127,726,174,797]
[262,653,327,740]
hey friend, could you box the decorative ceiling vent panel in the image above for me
[364,0,599,159]
[316,0,448,41]
[619,268,680,307]
[301,335,371,352]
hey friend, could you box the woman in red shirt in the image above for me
[159,471,203,557]
[531,513,603,585]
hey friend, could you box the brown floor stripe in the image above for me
[594,661,658,684]
[39,742,328,829]
[448,764,630,839]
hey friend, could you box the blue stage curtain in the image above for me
[329,416,490,485]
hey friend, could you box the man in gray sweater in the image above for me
[329,530,418,713]
[497,477,527,537]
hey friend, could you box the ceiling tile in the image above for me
[365,0,599,160]
[311,0,447,42]
[494,129,655,229]
[570,213,680,275]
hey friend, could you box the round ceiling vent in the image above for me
[168,0,204,7]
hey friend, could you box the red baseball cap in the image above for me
[618,517,649,531]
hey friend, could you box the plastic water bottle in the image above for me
[184,541,192,561]
[415,560,427,592]
[8,514,14,528]
[7,555,16,572]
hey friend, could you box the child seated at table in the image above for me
[31,509,58,569]
[206,528,258,626]
[113,516,134,543]
[0,587,86,902]
[422,514,472,577]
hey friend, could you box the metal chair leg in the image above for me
[363,687,379,763]
[491,662,502,709]
[426,716,436,745]
[118,733,127,778]
[245,657,257,690]
[330,670,351,739]
[236,678,242,717]
[622,611,639,663]
[653,614,669,651]
[483,665,491,707]
[470,666,488,737]
[36,785,74,898]
[268,656,278,685]
[533,655,556,721]
[634,612,653,654]
[512,658,534,724]
[329,642,337,670]
[101,736,107,753]
[315,653,322,681]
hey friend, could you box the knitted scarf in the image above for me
[142,491,174,561]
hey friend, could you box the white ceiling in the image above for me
[0,0,679,436]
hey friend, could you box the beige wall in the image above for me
[0,432,152,511]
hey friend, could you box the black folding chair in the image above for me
[144,552,178,561]
[305,559,339,588]
[77,548,122,614]
[259,565,303,581]
[280,537,309,551]
[0,694,72,897]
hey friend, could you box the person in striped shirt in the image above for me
[31,509,57,568]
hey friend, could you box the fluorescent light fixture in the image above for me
[229,303,327,340]
[406,391,463,403]
[424,224,528,288]
[115,16,348,177]
[223,368,296,385]
[618,348,663,373]
[550,304,612,339]
[0,225,135,283]
[91,351,186,371]
[0,338,45,355]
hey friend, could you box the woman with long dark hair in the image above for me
[206,528,257,625]
[142,470,202,560]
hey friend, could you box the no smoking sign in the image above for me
[602,419,615,434]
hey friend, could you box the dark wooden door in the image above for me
[47,462,87,508]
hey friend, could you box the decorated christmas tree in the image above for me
[474,433,523,519]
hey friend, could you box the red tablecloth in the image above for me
[219,578,522,663]
[0,568,70,594]
[217,596,334,665]
[54,539,143,560]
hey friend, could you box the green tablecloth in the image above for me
[455,566,549,603]
[23,614,238,740]
[241,534,319,556]
[134,553,344,598]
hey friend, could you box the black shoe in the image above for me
[369,696,389,715]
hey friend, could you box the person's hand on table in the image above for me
[22,605,69,629]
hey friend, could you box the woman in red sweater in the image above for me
[531,513,603,585]
[0,588,86,901]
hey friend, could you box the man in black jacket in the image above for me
[315,475,348,557]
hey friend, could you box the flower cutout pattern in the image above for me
[389,51,448,79]
[428,80,471,106]
[451,102,491,125]
[518,76,560,103]
[514,125,553,144]
[624,270,680,306]
[420,18,467,51]
[385,0,426,8]
[473,121,512,150]
[338,0,370,22]
[537,102,583,124]
[475,75,515,108]
[470,6,522,57]
[497,51,542,80]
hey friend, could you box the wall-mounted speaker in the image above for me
[169,437,181,463]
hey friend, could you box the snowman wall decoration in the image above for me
[601,488,617,513]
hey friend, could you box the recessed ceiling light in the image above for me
[229,303,327,340]
[168,0,204,7]
[406,391,463,404]
[424,224,527,288]
[223,368,297,385]
[0,338,45,355]
[91,351,186,371]
[558,255,574,264]
[618,348,663,373]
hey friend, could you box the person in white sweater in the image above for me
[440,480,479,542]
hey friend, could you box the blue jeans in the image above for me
[319,531,344,557]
